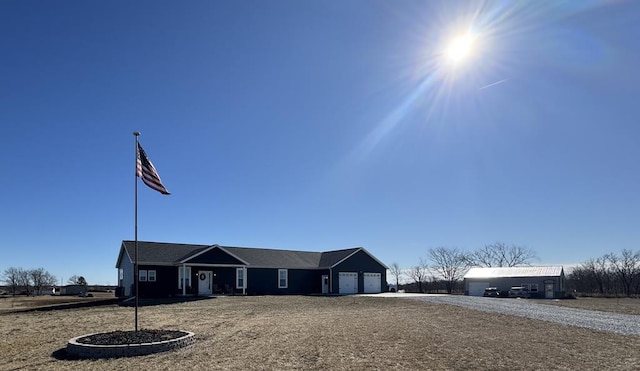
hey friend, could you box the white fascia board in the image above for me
[115,242,133,268]
[178,244,219,263]
[179,263,247,268]
[359,247,389,269]
[216,246,251,265]
[330,247,389,269]
[247,266,327,270]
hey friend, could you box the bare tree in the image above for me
[17,268,31,295]
[388,262,403,290]
[29,268,57,295]
[427,247,469,294]
[467,242,537,267]
[408,258,430,293]
[581,256,610,295]
[2,267,21,296]
[67,275,87,286]
[606,249,640,297]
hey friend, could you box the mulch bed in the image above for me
[77,329,187,345]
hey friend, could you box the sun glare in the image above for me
[445,33,476,63]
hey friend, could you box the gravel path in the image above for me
[400,294,640,336]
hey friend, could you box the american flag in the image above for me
[136,142,170,195]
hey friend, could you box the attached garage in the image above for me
[363,272,382,293]
[468,281,490,296]
[338,272,358,294]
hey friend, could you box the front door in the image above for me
[545,283,554,299]
[198,271,213,295]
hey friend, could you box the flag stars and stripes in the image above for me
[136,142,170,195]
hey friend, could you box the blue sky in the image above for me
[1,1,639,285]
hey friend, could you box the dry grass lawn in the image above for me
[1,295,639,370]
[0,292,115,313]
[531,296,640,316]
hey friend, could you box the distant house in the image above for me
[463,266,566,299]
[115,241,388,298]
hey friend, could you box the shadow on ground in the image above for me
[51,348,80,361]
[118,296,215,308]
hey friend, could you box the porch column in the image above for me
[243,266,247,295]
[182,264,186,296]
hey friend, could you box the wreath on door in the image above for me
[199,273,206,281]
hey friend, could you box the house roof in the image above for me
[118,241,209,266]
[117,241,381,269]
[464,266,564,279]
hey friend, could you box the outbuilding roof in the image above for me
[464,266,564,279]
[117,241,383,269]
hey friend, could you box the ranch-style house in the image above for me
[115,241,388,298]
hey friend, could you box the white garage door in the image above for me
[468,282,490,296]
[363,272,381,293]
[339,272,358,294]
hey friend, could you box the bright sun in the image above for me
[445,33,476,63]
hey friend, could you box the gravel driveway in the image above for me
[369,293,640,336]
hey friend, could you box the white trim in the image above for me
[179,265,191,294]
[236,268,245,289]
[148,270,156,282]
[217,246,251,265]
[181,263,246,268]
[179,245,251,265]
[278,269,288,289]
[243,267,247,295]
[178,244,220,263]
[330,247,389,270]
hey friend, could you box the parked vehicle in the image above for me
[508,286,528,298]
[483,287,501,297]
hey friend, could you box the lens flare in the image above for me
[445,33,476,63]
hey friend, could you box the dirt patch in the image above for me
[0,296,638,370]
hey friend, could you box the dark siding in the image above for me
[331,250,387,294]
[137,265,177,298]
[186,247,245,265]
[246,268,325,295]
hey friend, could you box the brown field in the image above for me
[0,292,116,313]
[1,295,639,370]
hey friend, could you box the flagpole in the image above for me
[133,131,140,332]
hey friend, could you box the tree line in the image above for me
[1,267,87,296]
[567,249,640,297]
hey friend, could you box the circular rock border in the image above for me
[67,330,195,359]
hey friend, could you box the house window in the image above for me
[148,270,156,282]
[236,268,245,289]
[530,283,538,292]
[118,269,123,281]
[278,269,288,288]
[178,267,191,289]
[139,270,147,282]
